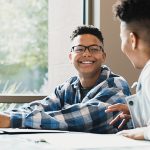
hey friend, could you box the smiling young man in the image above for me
[69,32,106,89]
[0,25,130,133]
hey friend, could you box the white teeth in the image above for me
[82,61,93,64]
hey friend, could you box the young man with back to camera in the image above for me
[106,0,150,140]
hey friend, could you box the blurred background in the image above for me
[0,0,139,96]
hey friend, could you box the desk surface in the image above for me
[0,132,150,150]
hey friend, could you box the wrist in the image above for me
[0,113,11,128]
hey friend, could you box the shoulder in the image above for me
[55,76,79,90]
[102,65,130,95]
[102,65,128,83]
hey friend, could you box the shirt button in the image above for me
[129,101,134,106]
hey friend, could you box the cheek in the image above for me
[121,42,125,53]
[121,38,129,54]
[121,41,133,62]
[95,54,106,63]
[70,54,79,64]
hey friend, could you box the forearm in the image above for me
[9,101,117,133]
[9,84,129,130]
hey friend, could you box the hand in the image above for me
[105,103,131,129]
[117,128,145,140]
[0,113,11,128]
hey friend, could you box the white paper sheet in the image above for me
[0,128,68,134]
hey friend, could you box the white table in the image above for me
[0,130,150,150]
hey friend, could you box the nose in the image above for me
[82,48,92,57]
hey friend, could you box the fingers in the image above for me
[118,118,130,129]
[109,114,121,125]
[105,104,121,112]
[105,103,128,112]
[105,103,129,113]
[117,129,144,140]
[117,130,132,138]
[109,112,126,125]
[117,130,128,135]
[120,115,131,129]
[120,113,131,120]
[109,112,131,128]
[105,103,130,129]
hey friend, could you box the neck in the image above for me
[79,70,100,89]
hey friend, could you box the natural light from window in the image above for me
[0,0,48,94]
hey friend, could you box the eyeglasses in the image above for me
[71,45,104,54]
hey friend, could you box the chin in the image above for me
[79,71,94,77]
[132,63,143,70]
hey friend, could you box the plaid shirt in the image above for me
[10,65,131,133]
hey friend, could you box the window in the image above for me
[0,0,48,94]
[0,0,84,103]
[47,0,83,93]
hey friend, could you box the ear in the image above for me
[69,52,72,63]
[130,32,138,50]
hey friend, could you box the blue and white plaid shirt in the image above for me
[10,65,131,133]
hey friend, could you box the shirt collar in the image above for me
[72,65,111,89]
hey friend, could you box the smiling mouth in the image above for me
[79,61,95,64]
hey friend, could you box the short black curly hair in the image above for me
[113,0,150,23]
[70,25,104,44]
[113,0,150,44]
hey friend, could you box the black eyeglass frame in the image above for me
[71,45,104,53]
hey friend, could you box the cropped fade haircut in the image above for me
[113,0,150,43]
[113,0,150,23]
[70,25,104,44]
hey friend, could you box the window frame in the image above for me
[0,0,87,103]
[0,95,46,103]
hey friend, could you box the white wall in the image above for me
[100,0,140,93]
[48,0,83,93]
[48,0,140,94]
